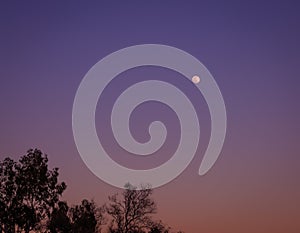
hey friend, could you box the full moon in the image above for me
[192,75,200,84]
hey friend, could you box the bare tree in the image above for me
[105,183,157,233]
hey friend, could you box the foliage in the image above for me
[0,157,19,233]
[0,150,184,233]
[48,201,72,232]
[0,149,66,233]
[48,199,99,233]
[69,199,98,233]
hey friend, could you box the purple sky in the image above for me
[1,1,300,232]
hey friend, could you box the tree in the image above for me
[48,199,101,233]
[148,221,170,233]
[1,150,185,233]
[0,149,66,233]
[105,183,157,233]
[0,158,20,233]
[69,199,98,233]
[16,149,67,232]
[48,201,72,233]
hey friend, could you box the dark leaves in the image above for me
[0,149,66,232]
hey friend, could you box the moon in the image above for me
[192,75,200,84]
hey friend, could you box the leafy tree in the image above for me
[48,201,72,233]
[0,157,20,232]
[15,149,66,232]
[69,199,98,233]
[148,221,170,233]
[48,199,101,233]
[0,149,66,233]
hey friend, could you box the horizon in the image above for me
[1,1,300,232]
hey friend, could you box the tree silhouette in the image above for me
[48,201,72,233]
[105,183,158,233]
[0,149,66,233]
[0,157,19,233]
[1,150,184,233]
[104,184,184,233]
[48,199,100,233]
[69,199,98,233]
[148,221,170,233]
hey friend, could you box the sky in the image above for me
[1,1,300,232]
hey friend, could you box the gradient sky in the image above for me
[1,1,300,232]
